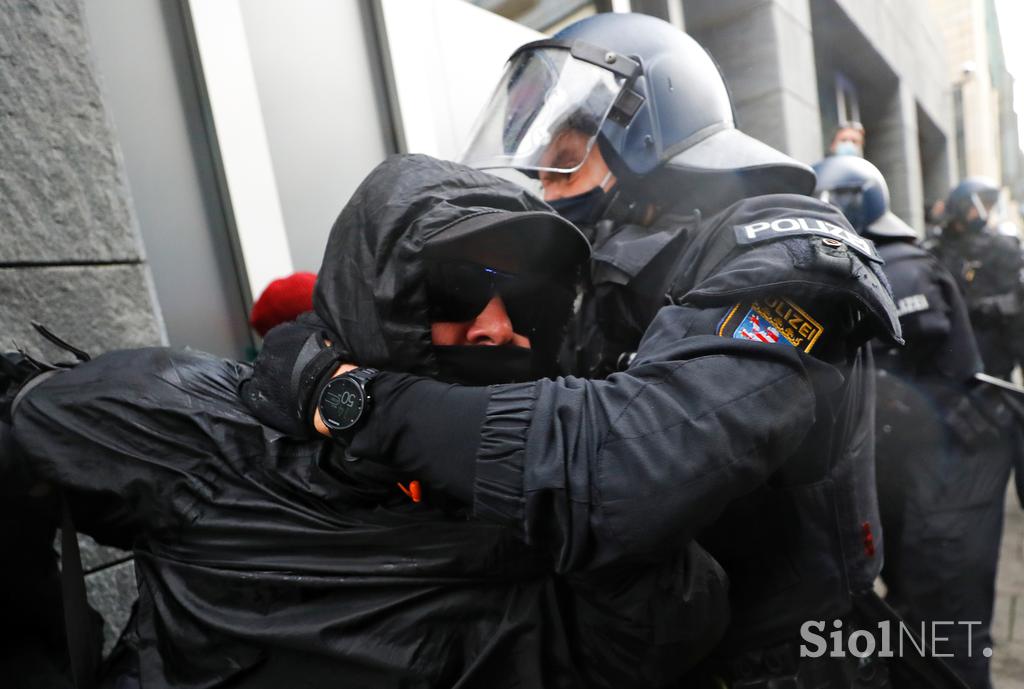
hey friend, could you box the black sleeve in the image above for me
[354,304,828,572]
[931,260,984,382]
[1010,250,1024,369]
[563,540,729,688]
[895,257,982,383]
[10,348,250,548]
[0,418,31,498]
[348,373,489,503]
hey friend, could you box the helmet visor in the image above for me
[461,46,625,174]
[818,187,866,232]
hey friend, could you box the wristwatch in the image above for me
[317,367,380,435]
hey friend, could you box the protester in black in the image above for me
[3,155,728,689]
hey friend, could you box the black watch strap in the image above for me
[346,367,379,386]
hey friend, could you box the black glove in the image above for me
[241,314,348,438]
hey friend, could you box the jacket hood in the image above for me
[314,154,589,376]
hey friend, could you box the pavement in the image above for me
[993,487,1024,689]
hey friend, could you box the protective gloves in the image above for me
[241,314,349,439]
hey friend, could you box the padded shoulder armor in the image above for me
[669,194,903,346]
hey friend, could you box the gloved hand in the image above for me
[241,314,349,438]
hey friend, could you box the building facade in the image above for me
[928,0,1024,202]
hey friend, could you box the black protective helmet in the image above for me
[461,13,814,210]
[813,156,916,239]
[944,176,1000,225]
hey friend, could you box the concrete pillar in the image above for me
[683,0,823,164]
[0,0,164,652]
[869,83,925,231]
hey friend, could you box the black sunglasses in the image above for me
[425,260,568,336]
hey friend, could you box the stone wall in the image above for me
[683,0,824,166]
[1,0,164,651]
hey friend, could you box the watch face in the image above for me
[319,376,365,431]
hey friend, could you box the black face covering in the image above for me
[548,185,608,227]
[966,217,988,234]
[433,345,537,385]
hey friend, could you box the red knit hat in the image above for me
[249,272,317,336]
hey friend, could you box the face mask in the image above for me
[833,141,862,157]
[433,345,537,385]
[547,171,614,226]
[965,217,988,234]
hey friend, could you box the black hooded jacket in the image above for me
[344,193,902,651]
[8,155,727,688]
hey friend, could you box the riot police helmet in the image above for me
[461,13,814,211]
[813,156,916,239]
[944,176,1000,226]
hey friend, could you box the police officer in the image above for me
[931,177,1024,381]
[250,13,902,688]
[815,156,1009,689]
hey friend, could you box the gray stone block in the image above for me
[0,0,142,264]
[773,5,819,108]
[683,0,764,29]
[84,559,136,654]
[735,90,788,153]
[692,3,782,106]
[773,0,810,29]
[781,96,825,164]
[0,264,163,360]
[78,533,131,573]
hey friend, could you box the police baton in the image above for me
[975,373,1024,510]
[974,372,1024,396]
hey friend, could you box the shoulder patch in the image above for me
[733,217,882,263]
[718,297,824,353]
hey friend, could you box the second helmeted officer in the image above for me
[816,156,1011,689]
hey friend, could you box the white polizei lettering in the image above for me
[771,218,802,232]
[742,221,772,239]
[797,217,873,255]
[896,294,930,317]
[738,217,878,257]
[832,225,873,255]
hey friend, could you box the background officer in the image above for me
[815,156,1012,689]
[931,177,1024,381]
[828,121,866,157]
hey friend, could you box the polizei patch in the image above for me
[733,217,882,262]
[718,297,825,353]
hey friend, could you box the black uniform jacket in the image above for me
[353,194,903,649]
[6,155,727,689]
[932,229,1024,379]
[872,238,981,382]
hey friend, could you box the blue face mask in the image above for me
[546,171,614,226]
[833,141,862,157]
